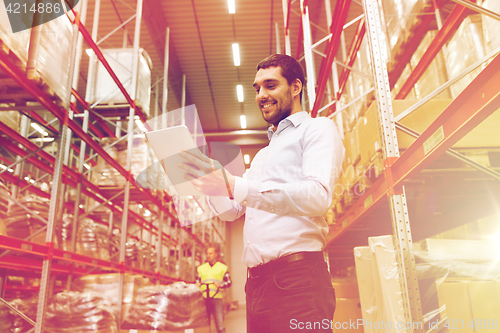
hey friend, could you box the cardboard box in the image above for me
[436,281,474,333]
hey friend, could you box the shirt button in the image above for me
[243,200,248,205]
[271,208,275,213]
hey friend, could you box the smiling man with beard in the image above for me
[179,54,345,332]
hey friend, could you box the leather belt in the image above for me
[248,251,324,279]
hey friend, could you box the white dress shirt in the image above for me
[209,111,345,268]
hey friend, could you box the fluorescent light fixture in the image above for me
[83,163,91,170]
[30,179,35,184]
[228,0,235,13]
[135,119,147,132]
[240,115,247,129]
[31,123,48,136]
[32,137,55,143]
[144,210,151,217]
[79,204,84,208]
[139,204,143,208]
[1,165,15,173]
[244,154,250,164]
[237,84,244,102]
[232,43,240,66]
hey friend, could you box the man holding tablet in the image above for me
[179,54,344,333]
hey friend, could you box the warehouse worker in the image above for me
[179,54,344,333]
[195,246,232,333]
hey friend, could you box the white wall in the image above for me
[225,215,246,305]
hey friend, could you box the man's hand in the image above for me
[178,150,235,197]
[196,282,201,288]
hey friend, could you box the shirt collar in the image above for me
[267,111,310,140]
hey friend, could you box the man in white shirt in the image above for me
[179,54,344,332]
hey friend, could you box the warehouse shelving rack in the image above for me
[0,0,211,332]
[284,0,500,330]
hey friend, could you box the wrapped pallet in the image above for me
[77,218,111,261]
[5,195,50,244]
[444,15,486,98]
[94,136,158,187]
[88,48,152,115]
[0,182,9,234]
[31,15,74,106]
[8,296,38,333]
[122,282,209,331]
[74,273,149,323]
[354,246,382,333]
[45,292,118,333]
[380,0,426,63]
[368,236,406,332]
[392,30,451,100]
[482,0,500,54]
[0,2,31,65]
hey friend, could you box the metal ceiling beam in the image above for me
[395,1,471,99]
[142,0,192,108]
[311,0,352,118]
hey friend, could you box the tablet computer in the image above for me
[145,125,204,196]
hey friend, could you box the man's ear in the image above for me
[292,78,302,99]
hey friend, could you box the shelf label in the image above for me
[21,243,32,251]
[423,126,445,155]
[63,253,71,259]
[92,260,98,265]
[364,195,373,208]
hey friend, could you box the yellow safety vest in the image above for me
[197,262,227,299]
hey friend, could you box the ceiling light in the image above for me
[31,137,55,143]
[84,164,90,170]
[232,43,240,66]
[244,154,250,164]
[85,49,93,57]
[228,0,235,14]
[31,123,48,136]
[237,84,244,102]
[240,115,247,129]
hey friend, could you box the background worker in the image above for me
[196,246,232,333]
[180,54,344,332]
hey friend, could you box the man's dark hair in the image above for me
[257,54,306,102]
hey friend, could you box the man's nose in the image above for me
[257,89,267,101]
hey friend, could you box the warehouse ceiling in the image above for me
[77,0,365,153]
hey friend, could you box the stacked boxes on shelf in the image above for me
[355,236,500,332]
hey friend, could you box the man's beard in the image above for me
[261,89,294,126]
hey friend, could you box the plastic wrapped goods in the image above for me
[45,292,118,333]
[0,4,31,65]
[0,182,9,234]
[89,48,152,115]
[355,236,500,332]
[8,296,38,333]
[482,0,500,54]
[443,15,486,98]
[5,195,50,244]
[122,282,209,331]
[34,15,74,106]
[0,302,13,332]
[73,274,149,322]
[77,219,111,261]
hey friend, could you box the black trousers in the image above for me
[245,257,336,333]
